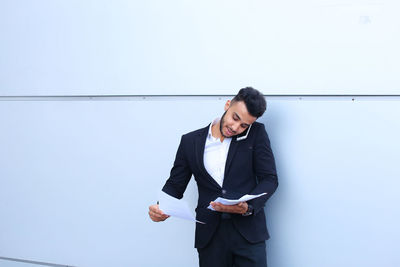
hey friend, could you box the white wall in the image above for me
[1,1,399,266]
[1,97,399,267]
[1,0,399,96]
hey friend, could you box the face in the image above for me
[219,100,257,138]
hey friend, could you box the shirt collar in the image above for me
[208,117,232,141]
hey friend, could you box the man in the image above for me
[148,87,278,267]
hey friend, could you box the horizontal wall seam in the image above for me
[0,256,77,267]
[1,94,400,101]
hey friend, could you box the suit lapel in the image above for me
[224,136,239,180]
[195,124,222,189]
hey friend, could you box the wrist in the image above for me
[242,204,254,216]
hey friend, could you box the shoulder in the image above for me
[252,121,265,130]
[181,124,210,140]
[251,121,272,145]
[246,121,270,144]
[250,121,267,136]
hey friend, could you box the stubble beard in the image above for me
[219,110,235,138]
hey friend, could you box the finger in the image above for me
[149,211,161,222]
[237,202,247,213]
[150,212,167,222]
[150,204,162,212]
[218,203,243,213]
[149,205,158,213]
[150,205,167,216]
[212,204,220,211]
[214,203,231,212]
[149,209,165,219]
[210,202,219,210]
[213,202,224,208]
[234,203,245,213]
[212,202,225,211]
[156,211,167,218]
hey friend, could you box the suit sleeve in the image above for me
[248,124,279,215]
[162,135,193,199]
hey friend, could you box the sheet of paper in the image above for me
[207,192,267,211]
[158,191,205,224]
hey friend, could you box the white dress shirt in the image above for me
[203,118,232,187]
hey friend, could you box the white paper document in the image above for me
[207,193,267,211]
[158,191,205,224]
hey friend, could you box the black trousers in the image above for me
[197,217,267,267]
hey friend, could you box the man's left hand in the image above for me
[210,201,248,214]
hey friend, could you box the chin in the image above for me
[225,128,235,137]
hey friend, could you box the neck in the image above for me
[212,121,224,142]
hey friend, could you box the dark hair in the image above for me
[232,87,266,118]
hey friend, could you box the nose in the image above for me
[231,123,240,132]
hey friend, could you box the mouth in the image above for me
[226,127,235,136]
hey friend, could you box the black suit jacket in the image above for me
[162,121,278,248]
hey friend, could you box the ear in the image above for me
[224,100,231,111]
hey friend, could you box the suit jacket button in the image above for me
[222,189,227,194]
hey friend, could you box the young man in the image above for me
[149,87,278,267]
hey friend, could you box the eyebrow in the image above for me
[234,112,251,127]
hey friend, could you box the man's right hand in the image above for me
[148,204,170,222]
